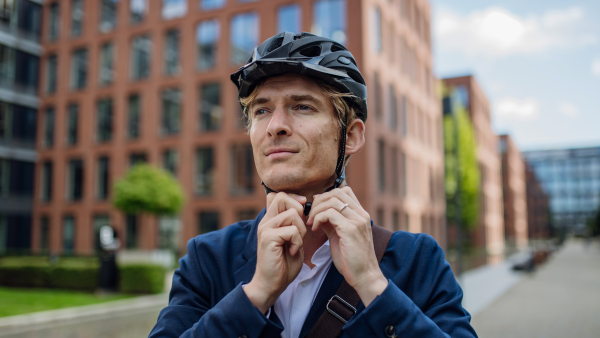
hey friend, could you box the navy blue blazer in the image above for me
[149,208,477,337]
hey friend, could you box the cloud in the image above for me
[435,6,597,57]
[558,102,579,117]
[592,58,600,77]
[493,98,540,120]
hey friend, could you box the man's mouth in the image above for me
[265,147,298,157]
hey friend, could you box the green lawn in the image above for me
[0,287,135,318]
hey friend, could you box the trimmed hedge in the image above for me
[119,264,165,294]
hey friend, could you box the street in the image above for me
[472,239,600,337]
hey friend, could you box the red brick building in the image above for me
[499,134,528,249]
[442,75,505,261]
[33,0,444,255]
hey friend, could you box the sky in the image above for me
[429,0,600,151]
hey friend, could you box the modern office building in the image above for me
[523,146,600,233]
[524,163,551,239]
[499,135,528,249]
[0,0,42,253]
[442,75,505,260]
[33,0,444,255]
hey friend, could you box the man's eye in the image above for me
[295,105,312,111]
[254,109,268,116]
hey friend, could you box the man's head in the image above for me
[230,32,368,196]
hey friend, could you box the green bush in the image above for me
[0,266,50,288]
[119,264,165,294]
[49,267,98,291]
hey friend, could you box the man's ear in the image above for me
[345,119,365,156]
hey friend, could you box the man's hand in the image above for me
[307,187,388,307]
[244,192,307,314]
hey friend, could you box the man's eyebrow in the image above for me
[289,94,320,103]
[252,97,270,105]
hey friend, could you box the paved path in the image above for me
[472,238,600,338]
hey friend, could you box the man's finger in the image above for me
[264,224,304,256]
[262,208,307,238]
[307,197,346,226]
[265,192,306,219]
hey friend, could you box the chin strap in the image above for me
[262,114,348,216]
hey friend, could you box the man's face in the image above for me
[249,74,340,194]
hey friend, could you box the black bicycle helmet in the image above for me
[230,32,368,214]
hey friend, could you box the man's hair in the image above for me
[239,78,360,168]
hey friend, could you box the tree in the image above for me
[113,164,184,216]
[443,94,480,230]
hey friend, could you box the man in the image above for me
[149,32,477,338]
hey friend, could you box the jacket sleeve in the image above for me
[343,234,478,338]
[148,239,284,338]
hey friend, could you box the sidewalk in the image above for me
[472,238,600,338]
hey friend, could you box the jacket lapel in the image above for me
[299,263,345,338]
[233,208,266,285]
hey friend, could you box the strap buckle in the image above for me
[326,295,357,324]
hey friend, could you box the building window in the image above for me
[130,0,147,24]
[198,211,219,234]
[130,35,151,80]
[99,0,117,33]
[230,12,258,65]
[236,209,257,222]
[373,72,382,120]
[125,214,138,248]
[195,147,213,195]
[200,0,225,11]
[162,0,187,20]
[127,94,140,139]
[96,156,110,200]
[163,149,178,175]
[164,29,180,76]
[391,146,398,194]
[15,50,39,94]
[196,20,219,70]
[392,211,399,231]
[48,2,60,41]
[0,102,37,145]
[400,95,408,136]
[199,83,222,131]
[372,7,382,52]
[43,107,55,147]
[129,153,147,167]
[46,54,57,93]
[66,159,84,201]
[376,208,384,227]
[400,152,406,196]
[40,216,49,252]
[66,104,78,145]
[15,0,42,41]
[97,98,113,142]
[313,0,346,45]
[70,48,87,90]
[98,42,114,85]
[389,84,397,130]
[161,88,180,135]
[71,0,83,37]
[230,144,254,195]
[63,216,75,254]
[40,161,53,201]
[378,139,385,192]
[0,159,6,198]
[277,4,301,34]
[3,160,34,198]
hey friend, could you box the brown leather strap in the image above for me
[306,224,393,338]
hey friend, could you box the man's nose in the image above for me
[266,106,292,137]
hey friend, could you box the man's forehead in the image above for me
[256,75,325,101]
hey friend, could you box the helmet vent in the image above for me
[267,37,284,53]
[330,44,346,52]
[299,45,322,57]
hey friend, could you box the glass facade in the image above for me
[164,29,180,76]
[162,0,187,20]
[70,48,87,90]
[130,35,151,80]
[312,0,346,45]
[0,101,36,146]
[199,83,221,131]
[0,159,34,198]
[0,45,39,94]
[277,4,301,34]
[196,20,219,70]
[230,12,258,65]
[99,42,114,85]
[524,147,600,231]
[161,88,181,135]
